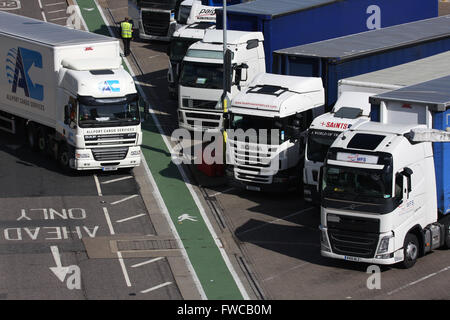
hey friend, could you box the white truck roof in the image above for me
[0,11,115,47]
[202,29,264,45]
[173,22,216,39]
[231,73,324,117]
[340,51,450,92]
[309,91,372,132]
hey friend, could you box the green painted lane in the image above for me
[75,0,244,300]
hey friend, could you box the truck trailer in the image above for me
[0,12,142,171]
[217,0,438,73]
[304,51,450,203]
[273,15,450,111]
[319,76,450,268]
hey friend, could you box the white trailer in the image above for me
[303,51,450,203]
[0,12,142,171]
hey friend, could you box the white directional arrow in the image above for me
[49,246,70,282]
[177,214,198,223]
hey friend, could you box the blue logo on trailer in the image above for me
[98,80,120,92]
[5,47,44,101]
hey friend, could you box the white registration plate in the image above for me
[344,256,361,262]
[246,185,260,191]
[102,166,118,171]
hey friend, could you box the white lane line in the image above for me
[102,207,115,235]
[117,251,132,287]
[387,266,450,296]
[101,176,134,185]
[110,194,139,205]
[131,257,164,268]
[236,207,316,236]
[37,0,47,21]
[94,174,103,196]
[45,2,66,6]
[103,207,132,287]
[208,187,234,198]
[141,282,172,294]
[116,213,146,223]
[47,9,66,14]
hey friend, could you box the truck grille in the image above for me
[327,214,380,258]
[231,141,278,184]
[92,147,129,161]
[182,110,222,130]
[142,10,170,36]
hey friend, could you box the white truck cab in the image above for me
[177,0,217,26]
[303,91,373,203]
[225,73,324,192]
[178,29,265,131]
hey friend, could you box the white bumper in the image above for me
[72,146,141,171]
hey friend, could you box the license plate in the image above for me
[102,166,118,171]
[246,185,260,191]
[344,256,361,262]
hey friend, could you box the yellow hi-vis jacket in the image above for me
[121,22,132,38]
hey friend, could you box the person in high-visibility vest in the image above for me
[120,17,133,56]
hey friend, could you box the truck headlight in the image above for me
[75,152,91,159]
[376,233,394,255]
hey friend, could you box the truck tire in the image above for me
[37,126,47,153]
[58,143,72,172]
[26,123,38,152]
[401,233,419,269]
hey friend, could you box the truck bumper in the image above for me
[320,250,404,265]
[73,147,141,171]
[226,165,300,193]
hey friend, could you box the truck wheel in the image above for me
[58,144,72,172]
[401,233,419,269]
[37,127,47,153]
[26,124,38,152]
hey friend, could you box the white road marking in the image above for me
[208,187,234,198]
[47,9,66,14]
[237,207,316,236]
[37,0,47,21]
[110,194,139,205]
[131,257,164,268]
[45,2,66,6]
[117,251,132,287]
[102,207,115,235]
[101,176,133,185]
[93,174,103,196]
[116,213,146,223]
[102,207,132,287]
[387,266,450,296]
[141,282,172,294]
[49,16,68,21]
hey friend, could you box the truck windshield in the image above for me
[78,99,140,128]
[229,114,289,145]
[307,129,341,162]
[170,38,198,62]
[322,165,392,202]
[177,4,191,24]
[179,61,223,89]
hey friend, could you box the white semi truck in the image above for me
[225,73,324,191]
[178,29,265,131]
[304,51,450,203]
[0,12,142,171]
[319,75,450,268]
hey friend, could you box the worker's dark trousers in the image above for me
[122,37,131,56]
